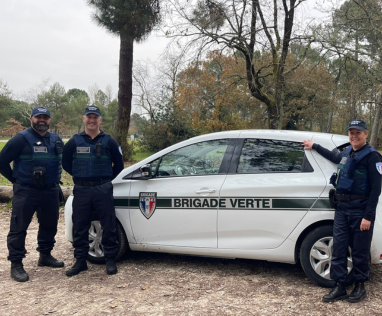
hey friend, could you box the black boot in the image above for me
[322,283,348,303]
[11,262,29,282]
[65,259,88,277]
[347,282,367,303]
[106,258,117,275]
[38,253,64,268]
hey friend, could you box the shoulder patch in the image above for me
[376,162,382,175]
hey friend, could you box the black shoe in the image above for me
[11,262,29,282]
[347,282,367,303]
[38,253,65,268]
[322,283,348,303]
[65,259,88,277]
[106,258,117,275]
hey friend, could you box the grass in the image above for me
[133,150,153,161]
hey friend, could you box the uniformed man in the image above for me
[62,105,124,276]
[302,119,382,303]
[0,107,65,282]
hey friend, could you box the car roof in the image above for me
[114,129,349,180]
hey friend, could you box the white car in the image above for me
[65,130,382,287]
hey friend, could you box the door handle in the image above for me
[195,189,216,194]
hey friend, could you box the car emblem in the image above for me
[139,192,157,219]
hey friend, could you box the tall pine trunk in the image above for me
[370,94,382,148]
[116,33,134,161]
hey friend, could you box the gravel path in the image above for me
[0,205,381,315]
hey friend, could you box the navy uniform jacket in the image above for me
[312,143,381,221]
[0,128,64,184]
[62,131,124,181]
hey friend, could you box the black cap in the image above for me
[31,107,51,118]
[83,105,101,116]
[347,119,367,131]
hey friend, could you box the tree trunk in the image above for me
[0,186,72,202]
[370,95,382,148]
[0,185,13,202]
[116,32,134,161]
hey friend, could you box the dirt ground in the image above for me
[0,205,382,316]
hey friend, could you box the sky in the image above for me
[0,0,168,99]
[0,0,338,101]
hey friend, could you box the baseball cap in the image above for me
[31,107,51,118]
[83,105,101,116]
[347,119,367,131]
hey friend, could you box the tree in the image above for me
[56,115,70,136]
[88,0,161,160]
[321,0,382,144]
[65,90,90,134]
[1,119,26,137]
[0,80,12,128]
[167,0,316,129]
[33,82,69,133]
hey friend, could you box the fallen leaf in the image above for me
[117,283,128,288]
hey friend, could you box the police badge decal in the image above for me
[139,192,157,219]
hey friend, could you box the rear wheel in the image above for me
[300,225,354,288]
[87,220,128,264]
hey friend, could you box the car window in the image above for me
[237,139,305,173]
[156,139,230,177]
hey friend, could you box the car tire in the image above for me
[86,220,128,264]
[300,225,354,288]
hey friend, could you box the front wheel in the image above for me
[300,225,354,288]
[87,220,128,264]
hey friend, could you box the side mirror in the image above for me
[140,164,152,177]
[131,164,152,180]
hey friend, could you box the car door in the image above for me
[218,133,326,250]
[129,138,234,248]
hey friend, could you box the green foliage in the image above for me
[99,99,118,135]
[191,0,226,31]
[64,92,90,134]
[140,100,196,152]
[0,80,12,129]
[88,0,161,41]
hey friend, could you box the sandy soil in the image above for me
[0,204,381,316]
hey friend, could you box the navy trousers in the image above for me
[7,183,59,262]
[72,182,119,259]
[331,199,374,283]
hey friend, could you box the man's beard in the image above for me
[32,122,49,132]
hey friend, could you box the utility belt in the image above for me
[74,179,111,186]
[329,189,368,208]
[15,180,58,189]
[335,193,369,201]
